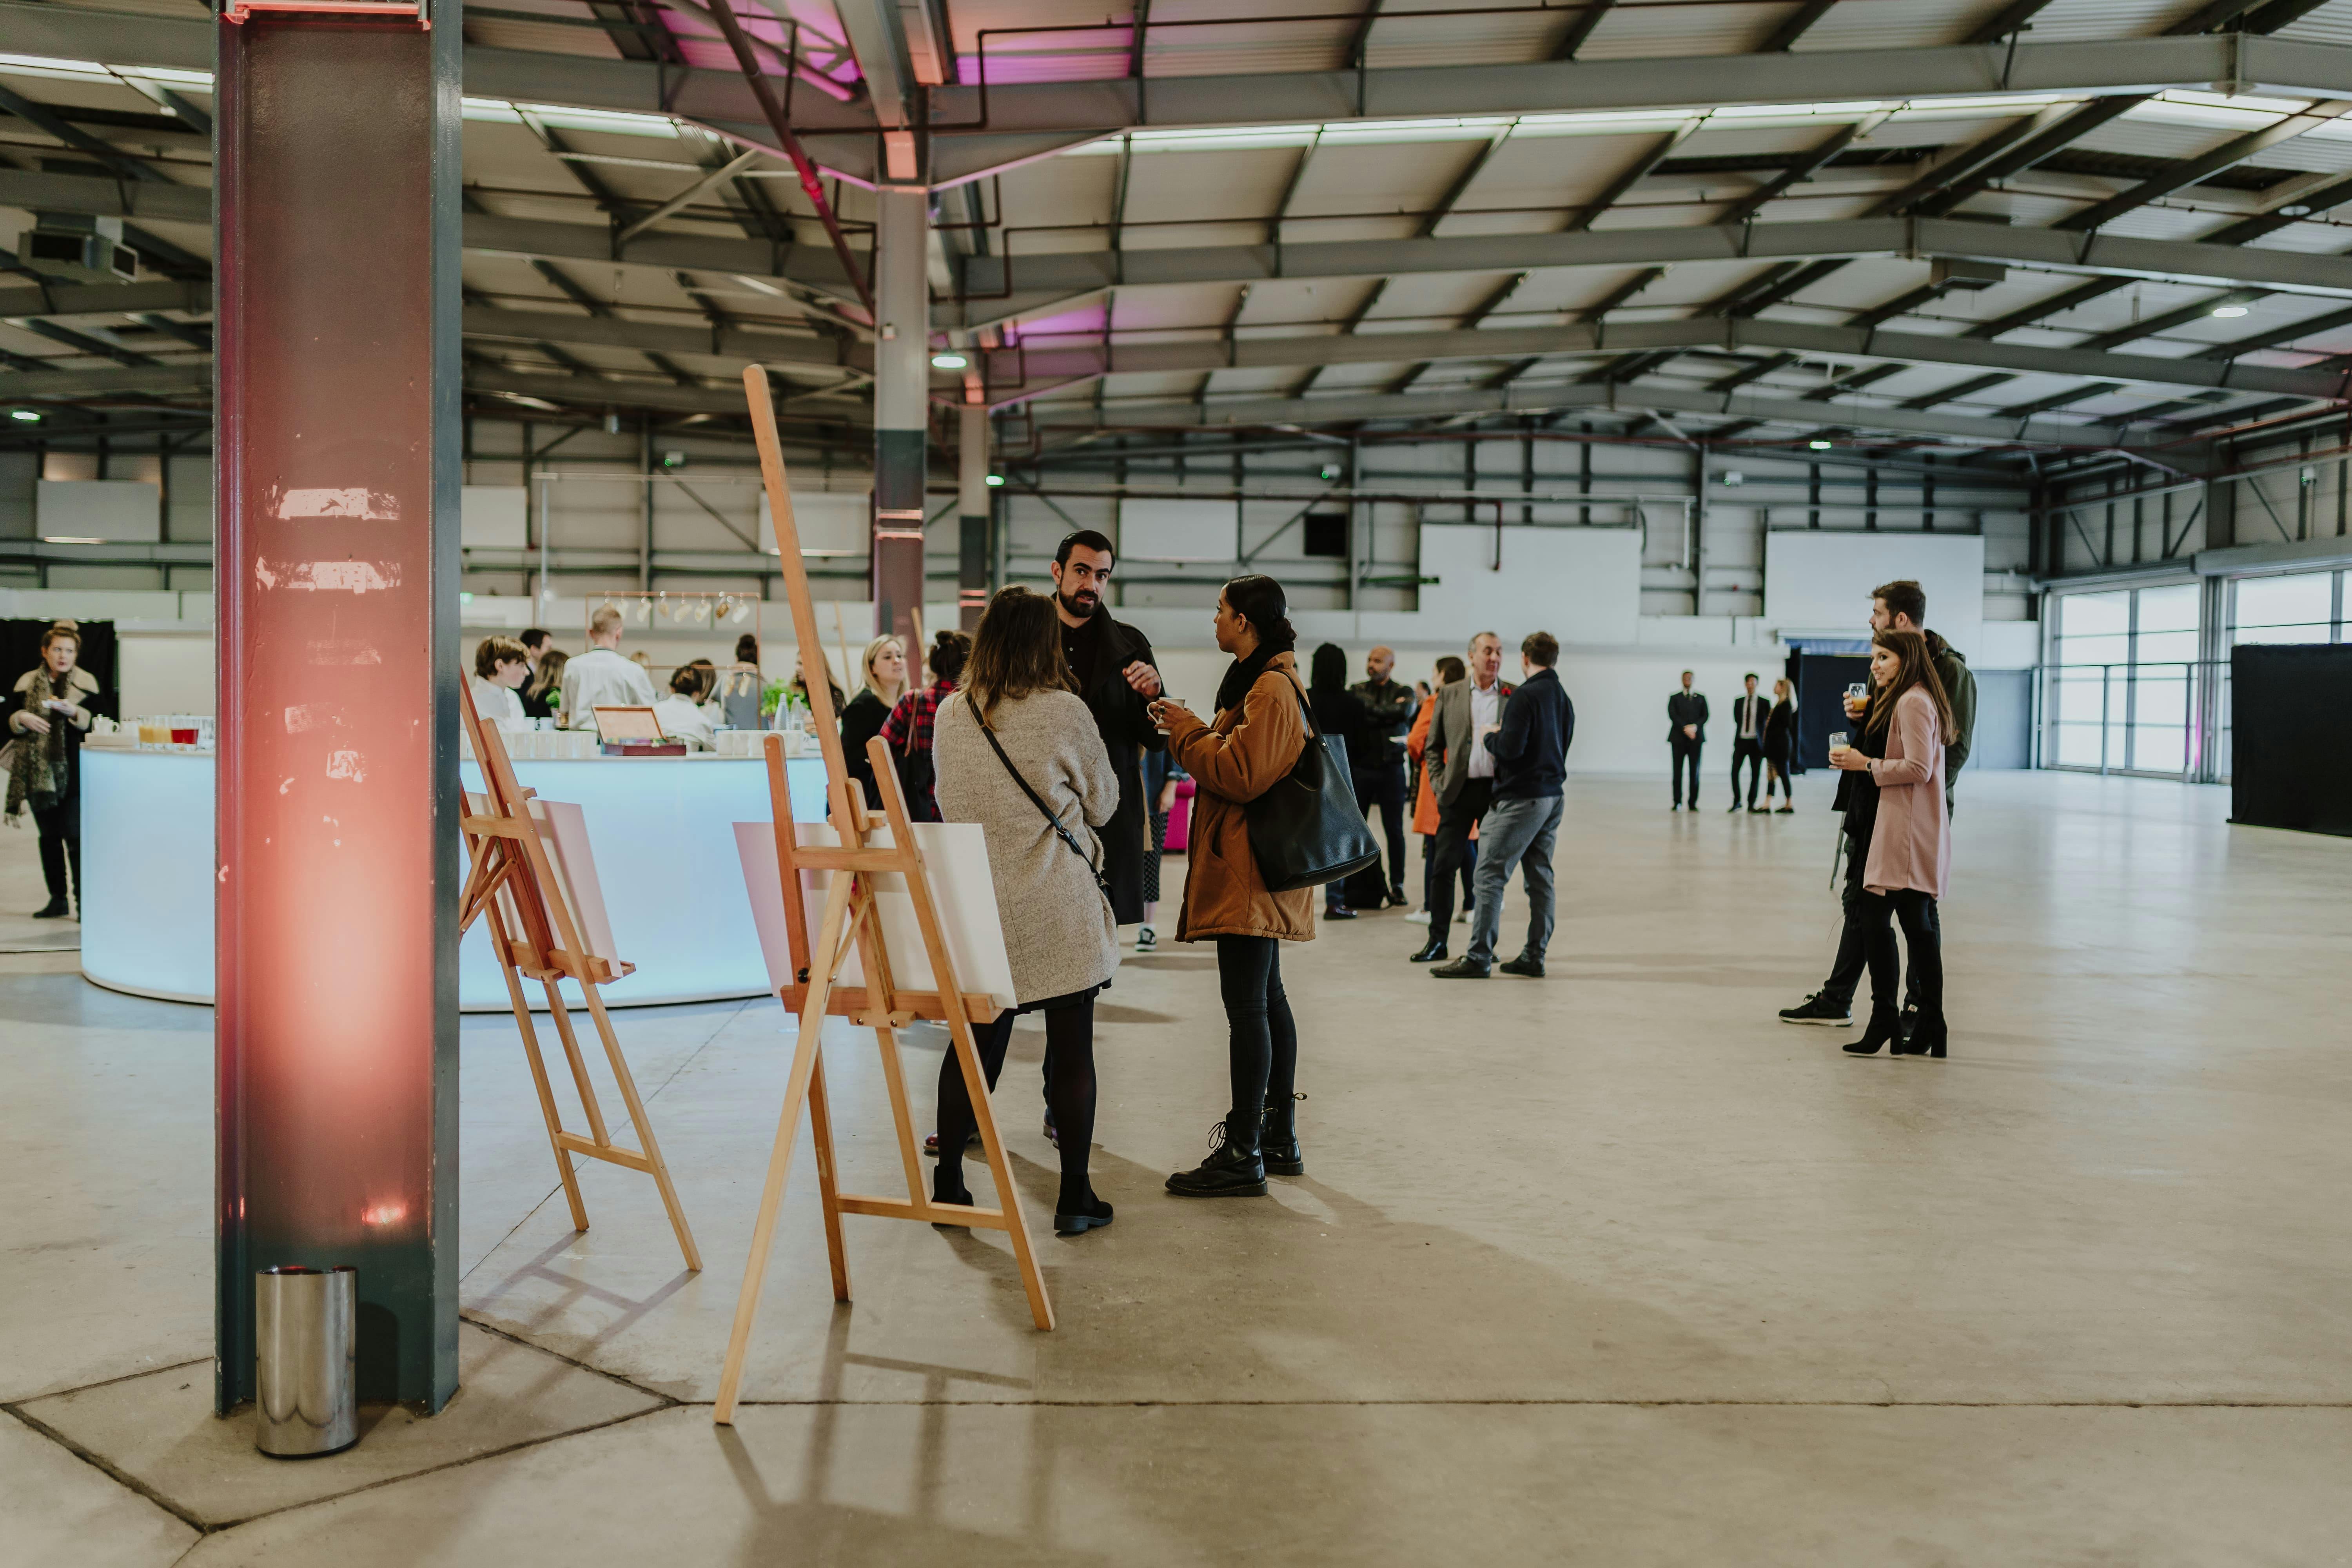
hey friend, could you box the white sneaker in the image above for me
[1404,910,1431,925]
[1136,926,1156,951]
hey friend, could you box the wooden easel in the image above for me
[713,365,1052,1426]
[456,679,702,1272]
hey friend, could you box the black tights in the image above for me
[1217,936,1297,1144]
[1862,889,1943,1025]
[934,993,1098,1214]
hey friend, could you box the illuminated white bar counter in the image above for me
[79,748,828,1009]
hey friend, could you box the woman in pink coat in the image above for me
[1827,627,1954,1059]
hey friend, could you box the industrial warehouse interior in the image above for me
[4,0,2352,1560]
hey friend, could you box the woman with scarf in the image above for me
[6,625,96,919]
[1146,575,1317,1198]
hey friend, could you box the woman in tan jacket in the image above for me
[1146,575,1315,1197]
[1828,627,1953,1059]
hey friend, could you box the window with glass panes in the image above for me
[2216,570,2345,781]
[2049,582,2203,775]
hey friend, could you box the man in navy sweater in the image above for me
[1434,631,1574,980]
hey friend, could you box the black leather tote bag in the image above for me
[1246,679,1381,892]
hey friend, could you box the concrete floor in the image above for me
[4,771,2351,1565]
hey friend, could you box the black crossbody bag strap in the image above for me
[975,710,1113,907]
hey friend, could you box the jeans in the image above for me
[1466,793,1563,965]
[1354,759,1409,895]
[1217,935,1297,1140]
[1670,738,1702,806]
[1425,779,1492,930]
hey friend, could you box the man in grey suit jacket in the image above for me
[1410,631,1515,964]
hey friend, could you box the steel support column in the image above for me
[214,4,464,1412]
[957,401,990,630]
[871,188,928,641]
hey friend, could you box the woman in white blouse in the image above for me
[470,637,530,726]
[652,664,717,751]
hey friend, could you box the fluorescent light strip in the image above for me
[0,53,213,90]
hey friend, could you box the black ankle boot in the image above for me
[930,1165,974,1225]
[1165,1112,1267,1197]
[1054,1192,1114,1236]
[1261,1091,1305,1177]
[1897,1015,1949,1059]
[32,899,69,920]
[1843,1009,1900,1056]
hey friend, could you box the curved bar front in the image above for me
[79,749,828,1009]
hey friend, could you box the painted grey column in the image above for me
[871,187,929,642]
[214,0,464,1412]
[957,401,989,630]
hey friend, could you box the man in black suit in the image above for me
[1728,672,1768,813]
[1667,670,1708,810]
[1350,644,1416,906]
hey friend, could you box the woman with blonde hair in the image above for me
[930,588,1120,1234]
[1828,627,1953,1059]
[1761,675,1797,813]
[839,633,906,807]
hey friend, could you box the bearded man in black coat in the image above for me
[1049,529,1165,925]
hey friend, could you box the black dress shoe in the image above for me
[31,900,69,920]
[1054,1195,1115,1235]
[1325,904,1358,920]
[1166,1115,1267,1197]
[1430,956,1490,979]
[1409,939,1448,963]
[1498,955,1544,978]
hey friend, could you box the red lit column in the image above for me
[214,2,463,1412]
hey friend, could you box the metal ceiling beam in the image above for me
[2055,101,2352,232]
[1028,379,2146,448]
[20,7,2352,171]
[962,313,2350,399]
[950,215,2352,324]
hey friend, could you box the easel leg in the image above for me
[715,867,854,1425]
[581,984,702,1274]
[504,950,588,1233]
[542,979,613,1147]
[950,1009,1056,1332]
[871,1022,929,1207]
[805,1052,851,1303]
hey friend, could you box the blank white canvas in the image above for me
[734,820,1018,1015]
[1120,497,1238,561]
[1765,532,1984,650]
[461,485,529,549]
[1414,523,1641,646]
[37,479,160,543]
[760,490,870,556]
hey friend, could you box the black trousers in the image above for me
[1425,778,1492,930]
[1763,755,1793,802]
[1862,888,1943,1024]
[1419,833,1475,913]
[33,800,79,909]
[1670,739,1702,806]
[1217,935,1297,1143]
[936,989,1098,1212]
[1730,739,1764,806]
[1822,830,1935,1012]
[1354,759,1409,895]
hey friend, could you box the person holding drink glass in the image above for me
[6,624,97,919]
[1824,628,1953,1058]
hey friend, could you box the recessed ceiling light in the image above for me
[9,409,40,423]
[931,352,969,369]
[1808,439,1833,450]
[984,473,1005,486]
[2212,305,2249,318]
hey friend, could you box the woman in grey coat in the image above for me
[931,586,1121,1234]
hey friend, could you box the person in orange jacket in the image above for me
[1403,655,1475,927]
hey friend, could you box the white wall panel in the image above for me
[1416,522,1641,646]
[1765,530,1984,651]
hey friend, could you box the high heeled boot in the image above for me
[1165,1109,1267,1197]
[1842,1009,1901,1056]
[1897,1014,1949,1059]
[1261,1091,1305,1177]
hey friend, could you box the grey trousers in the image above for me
[1466,793,1563,965]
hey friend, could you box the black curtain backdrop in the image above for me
[2231,644,2352,837]
[1796,652,1871,772]
[2,618,118,720]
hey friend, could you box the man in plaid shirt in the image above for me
[880,630,970,820]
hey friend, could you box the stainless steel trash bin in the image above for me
[254,1265,357,1457]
